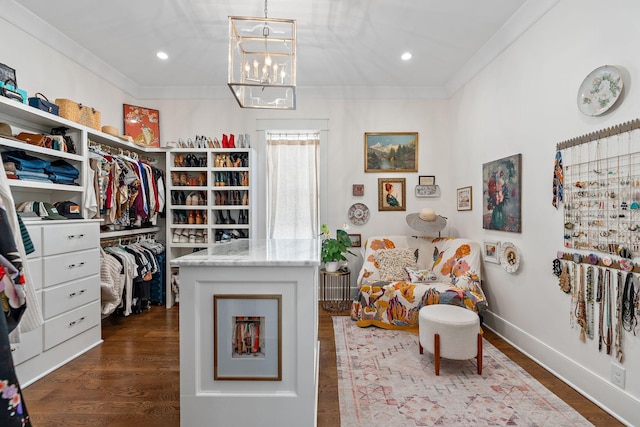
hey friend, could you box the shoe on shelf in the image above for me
[229,134,235,148]
[195,229,205,243]
[172,229,182,243]
[196,211,203,225]
[222,134,229,148]
[237,134,244,148]
[188,229,197,244]
[244,134,250,148]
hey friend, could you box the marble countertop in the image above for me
[170,239,321,267]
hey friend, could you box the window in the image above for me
[266,132,319,239]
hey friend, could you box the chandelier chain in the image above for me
[264,0,268,19]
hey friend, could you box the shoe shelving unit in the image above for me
[166,145,254,307]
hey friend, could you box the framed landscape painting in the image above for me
[365,132,418,172]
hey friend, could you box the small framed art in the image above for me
[213,294,282,381]
[378,178,406,211]
[352,184,364,196]
[348,233,362,248]
[483,241,500,264]
[419,175,435,186]
[123,103,160,147]
[457,186,472,211]
[364,132,418,172]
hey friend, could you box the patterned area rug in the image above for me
[334,317,592,426]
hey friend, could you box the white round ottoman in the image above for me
[418,304,482,376]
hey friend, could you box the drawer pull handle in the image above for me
[68,262,85,269]
[69,316,86,327]
[69,289,87,298]
[67,234,85,240]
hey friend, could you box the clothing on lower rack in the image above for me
[101,238,165,316]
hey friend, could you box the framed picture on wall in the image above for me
[378,177,406,211]
[347,233,362,248]
[457,186,472,211]
[483,154,522,232]
[483,241,500,264]
[352,184,364,196]
[123,103,160,148]
[364,132,418,172]
[419,175,435,186]
[213,294,282,381]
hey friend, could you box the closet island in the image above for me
[171,238,320,427]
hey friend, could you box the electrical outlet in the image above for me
[611,363,626,389]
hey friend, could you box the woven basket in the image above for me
[55,98,102,130]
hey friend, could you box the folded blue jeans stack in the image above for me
[45,160,79,185]
[1,150,51,183]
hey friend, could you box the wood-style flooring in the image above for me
[21,305,622,426]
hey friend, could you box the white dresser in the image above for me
[12,220,102,386]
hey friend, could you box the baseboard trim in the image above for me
[483,310,636,427]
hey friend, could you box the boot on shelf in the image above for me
[222,134,229,148]
[218,210,227,224]
[229,134,235,148]
[226,210,235,224]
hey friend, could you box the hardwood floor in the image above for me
[21,305,621,426]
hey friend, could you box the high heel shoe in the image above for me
[218,210,227,224]
[188,210,196,224]
[214,137,221,148]
[226,209,235,224]
[229,134,235,148]
[222,134,229,148]
[207,137,215,148]
[242,190,248,205]
[180,173,188,186]
[245,134,251,148]
[237,134,244,148]
[199,172,207,186]
[195,210,203,225]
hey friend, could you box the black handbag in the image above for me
[0,79,24,103]
[28,92,59,115]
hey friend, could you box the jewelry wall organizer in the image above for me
[558,119,640,258]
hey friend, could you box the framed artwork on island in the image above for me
[213,294,282,381]
[123,103,160,148]
[457,186,472,211]
[482,154,522,232]
[378,177,406,211]
[348,233,362,248]
[364,132,418,172]
[352,184,364,196]
[483,241,500,264]
[419,175,435,186]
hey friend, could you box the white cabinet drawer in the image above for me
[25,224,42,259]
[42,275,99,320]
[27,258,42,292]
[42,222,99,256]
[11,326,42,366]
[43,300,100,350]
[43,249,99,288]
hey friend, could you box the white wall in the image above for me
[448,0,640,425]
[3,0,640,424]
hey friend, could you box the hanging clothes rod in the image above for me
[556,118,640,151]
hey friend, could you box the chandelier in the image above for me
[228,0,296,110]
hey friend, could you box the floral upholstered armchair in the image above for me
[351,235,487,332]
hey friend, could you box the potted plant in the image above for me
[320,224,355,272]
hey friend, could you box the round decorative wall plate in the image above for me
[577,65,623,116]
[500,242,521,273]
[348,203,370,225]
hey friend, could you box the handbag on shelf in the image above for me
[50,126,76,154]
[0,79,27,104]
[16,132,46,147]
[55,98,101,130]
[28,92,59,115]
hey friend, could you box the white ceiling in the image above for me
[7,0,559,100]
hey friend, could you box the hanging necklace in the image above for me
[586,266,595,340]
[570,262,578,328]
[575,264,587,342]
[605,269,613,355]
[622,272,637,334]
[615,271,624,363]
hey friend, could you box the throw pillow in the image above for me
[405,267,438,283]
[374,248,418,281]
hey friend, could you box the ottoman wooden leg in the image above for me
[477,333,483,375]
[419,343,423,354]
[434,333,440,376]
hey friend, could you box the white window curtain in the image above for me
[267,132,319,239]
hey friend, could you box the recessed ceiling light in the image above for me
[401,52,412,61]
[156,51,169,60]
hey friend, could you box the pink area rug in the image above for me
[334,316,592,426]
